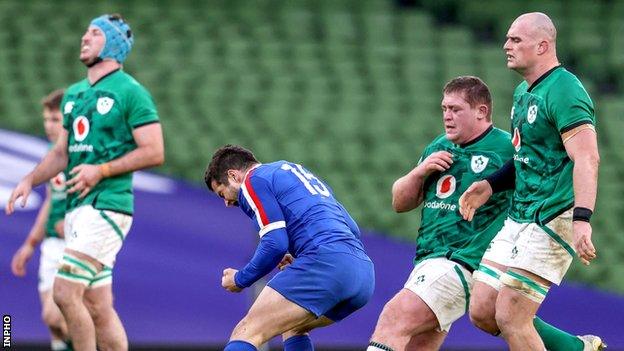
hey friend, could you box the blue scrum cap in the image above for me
[90,14,134,63]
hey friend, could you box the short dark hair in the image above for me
[204,145,258,191]
[41,89,64,111]
[443,76,492,121]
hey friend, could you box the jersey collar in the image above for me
[458,125,493,148]
[90,68,121,87]
[527,65,562,93]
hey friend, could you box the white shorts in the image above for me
[64,205,133,268]
[38,237,66,292]
[403,257,473,332]
[481,210,574,285]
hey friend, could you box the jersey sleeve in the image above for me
[240,172,287,237]
[125,84,160,128]
[547,77,595,133]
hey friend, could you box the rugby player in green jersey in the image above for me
[6,14,164,351]
[10,89,72,351]
[368,76,514,351]
[460,13,604,351]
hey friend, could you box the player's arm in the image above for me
[66,123,164,198]
[392,151,453,212]
[563,125,600,265]
[459,159,515,221]
[228,228,289,291]
[11,188,52,277]
[6,130,68,214]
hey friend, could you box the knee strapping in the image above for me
[500,271,549,303]
[56,254,98,287]
[88,266,112,289]
[368,341,395,351]
[474,263,504,291]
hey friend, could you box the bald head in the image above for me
[504,12,560,83]
[513,12,557,43]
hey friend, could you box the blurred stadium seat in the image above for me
[0,0,623,296]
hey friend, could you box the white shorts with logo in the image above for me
[481,210,574,285]
[38,237,66,292]
[64,205,133,268]
[403,257,473,332]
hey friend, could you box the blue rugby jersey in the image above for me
[238,161,364,257]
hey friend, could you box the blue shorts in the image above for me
[267,246,375,322]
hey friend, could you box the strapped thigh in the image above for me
[473,263,504,291]
[56,253,98,287]
[500,270,550,303]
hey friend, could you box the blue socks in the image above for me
[284,335,314,351]
[224,340,257,351]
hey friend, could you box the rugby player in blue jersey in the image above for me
[205,145,375,351]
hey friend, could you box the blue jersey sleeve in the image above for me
[234,228,289,288]
[240,170,287,237]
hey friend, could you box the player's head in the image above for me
[81,13,133,67]
[41,89,65,143]
[504,12,557,73]
[441,76,492,144]
[205,145,259,207]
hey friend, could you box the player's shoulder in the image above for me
[488,126,511,141]
[545,67,593,103]
[114,71,150,93]
[513,80,529,96]
[429,133,451,148]
[65,79,89,95]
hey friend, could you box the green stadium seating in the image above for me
[2,0,624,292]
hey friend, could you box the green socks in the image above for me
[533,316,584,351]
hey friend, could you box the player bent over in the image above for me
[205,145,375,351]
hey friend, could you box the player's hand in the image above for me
[416,151,454,178]
[277,254,294,270]
[222,268,242,293]
[11,244,35,277]
[459,180,493,222]
[573,221,596,266]
[5,176,34,215]
[67,164,103,199]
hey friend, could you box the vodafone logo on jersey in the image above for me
[436,175,456,199]
[512,127,521,152]
[51,172,66,192]
[73,116,90,142]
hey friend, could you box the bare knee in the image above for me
[372,297,416,339]
[41,303,64,329]
[231,316,266,346]
[469,302,498,335]
[84,297,113,325]
[53,282,82,310]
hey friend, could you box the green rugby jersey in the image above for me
[509,66,595,224]
[61,70,159,214]
[415,126,514,270]
[45,172,67,238]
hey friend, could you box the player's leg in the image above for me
[405,329,447,351]
[470,259,507,335]
[281,316,333,351]
[39,237,71,350]
[225,286,319,350]
[495,268,549,350]
[40,290,70,350]
[472,217,602,351]
[496,214,577,351]
[53,249,101,351]
[83,271,126,351]
[57,206,132,351]
[368,289,438,350]
[368,258,471,351]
